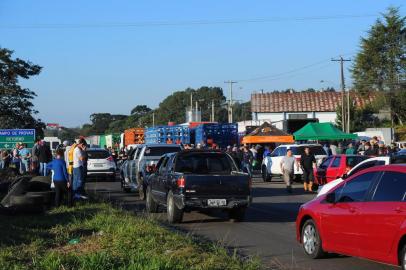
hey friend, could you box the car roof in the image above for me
[143,144,182,148]
[277,144,322,147]
[361,164,406,174]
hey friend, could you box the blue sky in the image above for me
[1,1,404,127]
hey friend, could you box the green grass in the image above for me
[0,203,259,270]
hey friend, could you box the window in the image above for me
[319,157,333,170]
[87,150,110,159]
[175,153,237,174]
[348,161,377,177]
[135,148,143,159]
[159,157,169,174]
[331,157,341,168]
[278,147,287,156]
[337,172,378,203]
[144,146,181,157]
[372,172,406,202]
[292,146,326,156]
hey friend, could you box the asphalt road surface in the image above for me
[86,176,398,270]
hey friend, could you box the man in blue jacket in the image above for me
[47,149,70,207]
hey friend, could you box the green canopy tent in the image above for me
[293,122,357,141]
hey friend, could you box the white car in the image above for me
[86,148,116,181]
[317,156,396,197]
[261,144,327,182]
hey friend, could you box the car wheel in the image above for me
[261,166,271,182]
[302,219,325,259]
[146,186,158,213]
[228,207,246,222]
[167,191,183,223]
[138,176,146,200]
[400,244,406,270]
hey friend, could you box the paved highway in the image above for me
[87,177,398,270]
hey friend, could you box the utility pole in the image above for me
[152,112,155,127]
[332,56,351,132]
[211,100,215,122]
[224,80,237,123]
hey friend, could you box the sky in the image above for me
[0,1,404,127]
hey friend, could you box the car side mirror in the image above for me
[325,192,336,204]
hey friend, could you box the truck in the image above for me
[145,150,252,223]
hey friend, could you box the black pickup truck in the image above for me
[145,150,252,223]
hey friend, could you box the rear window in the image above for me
[144,146,181,157]
[175,153,236,174]
[87,150,110,159]
[290,146,326,156]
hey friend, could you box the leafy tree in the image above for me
[232,101,252,122]
[335,100,379,132]
[86,113,127,134]
[154,87,227,124]
[351,7,405,124]
[130,105,151,116]
[0,48,45,137]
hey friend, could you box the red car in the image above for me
[314,155,369,184]
[296,165,406,269]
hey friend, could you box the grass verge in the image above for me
[0,202,259,270]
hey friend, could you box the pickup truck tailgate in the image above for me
[184,174,250,197]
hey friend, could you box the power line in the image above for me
[0,14,378,29]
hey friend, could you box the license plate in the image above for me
[94,164,104,168]
[207,199,227,207]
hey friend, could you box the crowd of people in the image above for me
[0,138,90,207]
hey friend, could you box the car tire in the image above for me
[26,191,54,205]
[146,186,158,213]
[261,166,272,182]
[138,176,146,200]
[301,219,325,259]
[228,207,246,222]
[400,244,406,270]
[167,191,183,224]
[9,195,44,206]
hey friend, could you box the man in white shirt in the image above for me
[72,139,87,201]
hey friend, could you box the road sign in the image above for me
[0,129,35,149]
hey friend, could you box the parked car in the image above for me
[317,155,406,197]
[296,165,406,269]
[314,155,369,184]
[86,148,116,181]
[135,144,183,199]
[145,150,252,223]
[261,144,327,182]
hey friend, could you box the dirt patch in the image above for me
[54,234,103,255]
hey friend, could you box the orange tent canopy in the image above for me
[242,135,294,144]
[242,122,294,144]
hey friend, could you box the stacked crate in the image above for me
[145,125,191,145]
[124,128,144,146]
[194,123,238,148]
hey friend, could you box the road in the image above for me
[86,177,398,270]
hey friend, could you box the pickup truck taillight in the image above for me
[177,177,185,188]
[106,156,114,162]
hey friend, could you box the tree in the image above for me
[86,113,128,134]
[130,105,151,116]
[154,87,227,124]
[335,101,379,132]
[0,48,45,137]
[232,101,252,122]
[351,7,405,124]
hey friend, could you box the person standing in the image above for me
[47,149,71,207]
[363,142,376,156]
[19,143,31,174]
[345,143,356,155]
[31,139,40,174]
[11,144,21,174]
[1,150,10,169]
[280,149,298,193]
[300,147,317,192]
[38,141,52,176]
[241,146,253,178]
[330,143,338,155]
[72,139,87,201]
